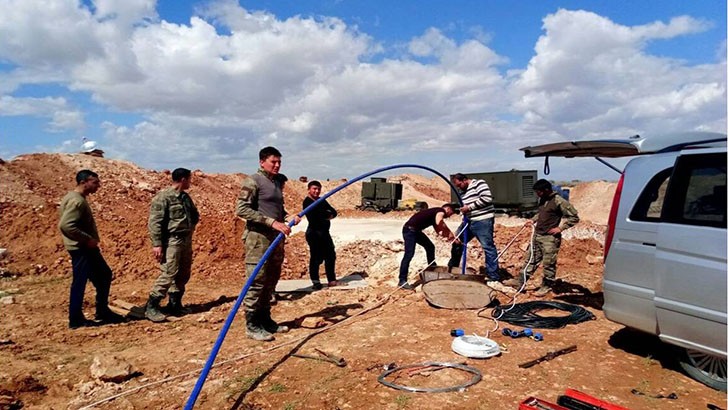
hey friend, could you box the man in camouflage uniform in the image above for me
[503,179,579,296]
[145,168,199,322]
[59,169,125,328]
[236,146,300,341]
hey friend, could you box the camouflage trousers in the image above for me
[242,230,285,313]
[151,234,193,298]
[522,233,561,283]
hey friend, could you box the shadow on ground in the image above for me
[285,303,364,329]
[608,327,682,375]
[552,279,604,311]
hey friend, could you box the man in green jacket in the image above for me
[59,169,124,329]
[145,168,199,322]
[236,146,300,341]
[503,179,580,296]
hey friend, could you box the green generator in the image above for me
[359,177,403,212]
[450,170,539,216]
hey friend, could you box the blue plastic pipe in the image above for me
[184,163,466,409]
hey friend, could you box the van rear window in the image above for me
[630,168,671,222]
[664,153,727,228]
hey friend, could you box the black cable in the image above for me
[491,301,595,329]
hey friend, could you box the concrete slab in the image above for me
[276,274,368,293]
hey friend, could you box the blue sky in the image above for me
[0,0,725,181]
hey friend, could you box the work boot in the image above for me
[398,282,415,291]
[245,311,274,342]
[533,280,554,297]
[311,282,323,291]
[145,295,166,323]
[261,310,289,334]
[167,292,192,317]
[69,314,95,329]
[95,307,126,324]
[502,278,524,288]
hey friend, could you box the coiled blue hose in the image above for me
[184,163,467,409]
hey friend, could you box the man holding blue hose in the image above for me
[236,146,300,341]
[447,173,500,281]
[398,203,458,289]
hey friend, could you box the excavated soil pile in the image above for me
[0,154,608,280]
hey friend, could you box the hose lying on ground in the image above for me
[491,300,595,329]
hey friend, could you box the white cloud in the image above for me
[0,0,107,69]
[513,9,725,138]
[0,95,85,131]
[0,2,724,181]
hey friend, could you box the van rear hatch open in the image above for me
[520,131,726,159]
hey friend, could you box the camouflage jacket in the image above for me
[148,187,199,247]
[534,193,579,235]
[235,169,286,232]
[58,191,99,251]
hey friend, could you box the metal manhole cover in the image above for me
[419,266,479,283]
[422,279,492,309]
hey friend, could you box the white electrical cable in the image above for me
[451,334,501,358]
[478,221,536,337]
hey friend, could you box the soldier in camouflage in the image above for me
[145,168,199,322]
[236,146,300,341]
[503,179,579,296]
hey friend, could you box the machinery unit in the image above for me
[450,170,539,216]
[358,177,403,212]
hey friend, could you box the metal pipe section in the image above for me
[184,163,464,409]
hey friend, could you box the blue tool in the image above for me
[502,328,533,338]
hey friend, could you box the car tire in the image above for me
[678,347,727,391]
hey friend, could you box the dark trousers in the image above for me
[399,227,435,283]
[306,229,336,283]
[68,248,113,322]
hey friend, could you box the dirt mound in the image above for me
[0,154,247,278]
[568,180,617,224]
[396,173,451,206]
[0,154,610,279]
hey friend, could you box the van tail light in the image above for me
[604,174,624,260]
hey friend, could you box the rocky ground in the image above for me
[0,154,724,409]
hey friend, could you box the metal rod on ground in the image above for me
[184,163,466,409]
[497,224,528,260]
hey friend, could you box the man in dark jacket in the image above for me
[303,180,339,290]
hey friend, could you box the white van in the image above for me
[520,132,727,391]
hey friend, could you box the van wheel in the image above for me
[678,347,727,391]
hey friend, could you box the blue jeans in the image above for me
[448,218,499,280]
[399,228,435,284]
[68,248,113,322]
